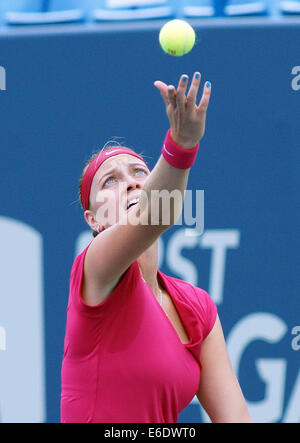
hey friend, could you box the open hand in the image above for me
[154,72,211,149]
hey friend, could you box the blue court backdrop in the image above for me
[0,18,299,423]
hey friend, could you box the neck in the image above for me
[137,240,161,296]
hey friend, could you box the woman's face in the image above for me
[86,154,150,231]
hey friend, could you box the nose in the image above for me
[126,174,142,192]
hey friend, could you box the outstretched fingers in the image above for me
[186,72,201,111]
[197,81,211,114]
[154,80,169,107]
[155,73,212,145]
[154,80,176,109]
[155,74,212,119]
[167,85,176,108]
[175,74,189,111]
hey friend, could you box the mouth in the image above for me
[127,197,140,210]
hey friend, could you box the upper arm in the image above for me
[83,204,167,305]
[197,315,253,423]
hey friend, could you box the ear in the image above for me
[84,210,99,232]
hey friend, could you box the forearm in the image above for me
[142,153,190,227]
[137,72,211,229]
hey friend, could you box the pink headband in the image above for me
[80,147,149,211]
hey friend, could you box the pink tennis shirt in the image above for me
[61,243,217,423]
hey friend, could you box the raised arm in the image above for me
[83,72,211,305]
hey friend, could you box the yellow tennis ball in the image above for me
[159,19,196,57]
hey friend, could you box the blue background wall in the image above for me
[0,18,299,423]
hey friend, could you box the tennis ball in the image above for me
[159,19,196,57]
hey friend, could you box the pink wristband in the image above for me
[161,129,199,169]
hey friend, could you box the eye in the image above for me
[103,177,115,187]
[135,168,147,176]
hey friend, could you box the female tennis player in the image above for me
[61,72,252,423]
